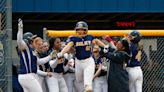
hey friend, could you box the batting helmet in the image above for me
[75,21,88,30]
[23,32,34,44]
[129,30,141,43]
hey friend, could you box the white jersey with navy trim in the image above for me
[17,28,51,74]
[19,46,37,74]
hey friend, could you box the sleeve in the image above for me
[17,28,27,50]
[37,66,47,76]
[92,35,96,40]
[63,65,69,72]
[105,36,117,50]
[37,55,51,65]
[88,35,95,41]
[49,58,58,68]
[66,36,75,45]
[68,67,75,72]
[102,52,126,64]
[64,53,73,60]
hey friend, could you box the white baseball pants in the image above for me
[18,73,43,92]
[75,57,95,91]
[46,73,68,92]
[93,76,107,92]
[126,66,143,92]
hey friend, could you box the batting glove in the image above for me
[103,45,109,53]
[18,18,23,30]
[57,52,63,59]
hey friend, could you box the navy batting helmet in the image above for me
[75,21,88,30]
[129,30,141,43]
[23,32,34,44]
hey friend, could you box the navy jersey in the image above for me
[67,35,95,60]
[93,56,107,77]
[93,56,102,65]
[37,52,49,72]
[48,49,64,73]
[18,46,37,74]
[63,59,75,74]
[128,43,141,67]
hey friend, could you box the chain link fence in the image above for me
[0,0,12,92]
[0,0,8,91]
[140,37,164,92]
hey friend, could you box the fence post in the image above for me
[6,0,12,91]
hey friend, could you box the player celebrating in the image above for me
[126,30,143,92]
[92,45,107,92]
[47,37,68,92]
[57,21,105,92]
[17,19,55,92]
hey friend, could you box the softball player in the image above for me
[63,57,77,92]
[126,30,143,92]
[92,45,107,92]
[36,41,51,92]
[57,21,106,92]
[63,46,83,92]
[46,37,68,92]
[17,19,55,92]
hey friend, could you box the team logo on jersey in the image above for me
[76,41,91,46]
[101,57,109,71]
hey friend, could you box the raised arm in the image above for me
[49,59,58,68]
[37,51,56,65]
[17,19,27,50]
[102,35,117,50]
[93,38,105,47]
[102,52,126,64]
[37,55,51,65]
[60,42,74,56]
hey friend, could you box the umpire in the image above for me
[101,39,131,92]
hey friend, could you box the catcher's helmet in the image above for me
[23,32,35,44]
[75,21,88,30]
[129,30,141,43]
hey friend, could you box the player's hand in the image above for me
[102,35,109,40]
[67,59,74,67]
[57,58,64,64]
[103,45,109,53]
[57,52,63,58]
[50,50,56,59]
[102,65,107,71]
[47,72,53,77]
[64,53,73,60]
[18,18,23,30]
